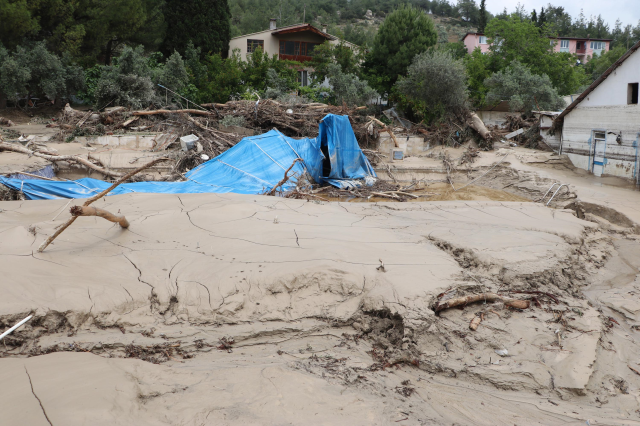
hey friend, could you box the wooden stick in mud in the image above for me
[267,158,302,196]
[70,206,129,228]
[37,157,168,253]
[435,292,530,312]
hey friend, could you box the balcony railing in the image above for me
[279,54,313,62]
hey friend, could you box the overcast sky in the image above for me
[486,0,640,28]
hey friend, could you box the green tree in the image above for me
[531,9,537,25]
[485,61,565,114]
[537,7,546,28]
[0,42,84,107]
[477,0,487,33]
[0,0,39,48]
[457,0,478,24]
[310,41,363,83]
[326,63,378,107]
[584,45,627,81]
[396,49,469,124]
[463,47,497,107]
[162,0,230,57]
[365,4,437,95]
[485,16,587,95]
[78,0,166,66]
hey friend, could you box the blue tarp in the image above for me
[0,114,376,200]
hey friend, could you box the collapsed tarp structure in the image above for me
[0,114,376,200]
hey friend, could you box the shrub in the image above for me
[326,63,378,107]
[485,61,565,114]
[395,50,469,123]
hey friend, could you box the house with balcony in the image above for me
[228,20,357,86]
[462,33,611,63]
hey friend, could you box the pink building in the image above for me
[462,33,611,63]
[462,32,491,54]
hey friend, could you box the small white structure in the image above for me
[557,40,640,182]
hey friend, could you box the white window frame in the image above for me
[560,40,569,49]
[590,41,605,50]
[478,36,487,45]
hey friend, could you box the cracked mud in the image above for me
[1,183,640,425]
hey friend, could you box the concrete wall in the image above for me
[561,105,640,178]
[378,135,425,157]
[476,110,509,127]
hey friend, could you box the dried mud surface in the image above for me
[1,192,639,425]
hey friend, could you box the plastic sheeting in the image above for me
[0,114,376,200]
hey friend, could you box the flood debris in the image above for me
[37,157,167,252]
[70,205,129,228]
[434,292,530,312]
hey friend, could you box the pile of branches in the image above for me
[205,99,376,144]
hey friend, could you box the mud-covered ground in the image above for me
[1,175,640,425]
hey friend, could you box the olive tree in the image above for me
[395,50,469,123]
[485,61,565,114]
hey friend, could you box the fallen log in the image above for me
[467,112,491,140]
[71,205,129,228]
[37,157,168,253]
[132,109,215,117]
[435,292,530,312]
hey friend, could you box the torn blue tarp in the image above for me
[0,114,376,200]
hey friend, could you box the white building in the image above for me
[228,20,358,86]
[557,40,640,183]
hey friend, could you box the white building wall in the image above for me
[561,105,640,178]
[228,30,280,61]
[579,50,640,107]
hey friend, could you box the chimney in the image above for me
[270,19,277,30]
[322,24,327,33]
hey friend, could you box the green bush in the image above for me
[395,50,469,124]
[326,63,378,107]
[485,61,565,114]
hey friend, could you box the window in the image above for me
[560,39,569,48]
[478,36,487,44]
[629,83,639,105]
[576,41,583,50]
[298,70,308,87]
[247,39,264,53]
[590,41,605,50]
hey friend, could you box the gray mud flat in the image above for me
[1,193,639,425]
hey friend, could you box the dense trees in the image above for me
[162,0,231,57]
[365,5,437,95]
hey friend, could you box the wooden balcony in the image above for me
[279,54,313,62]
